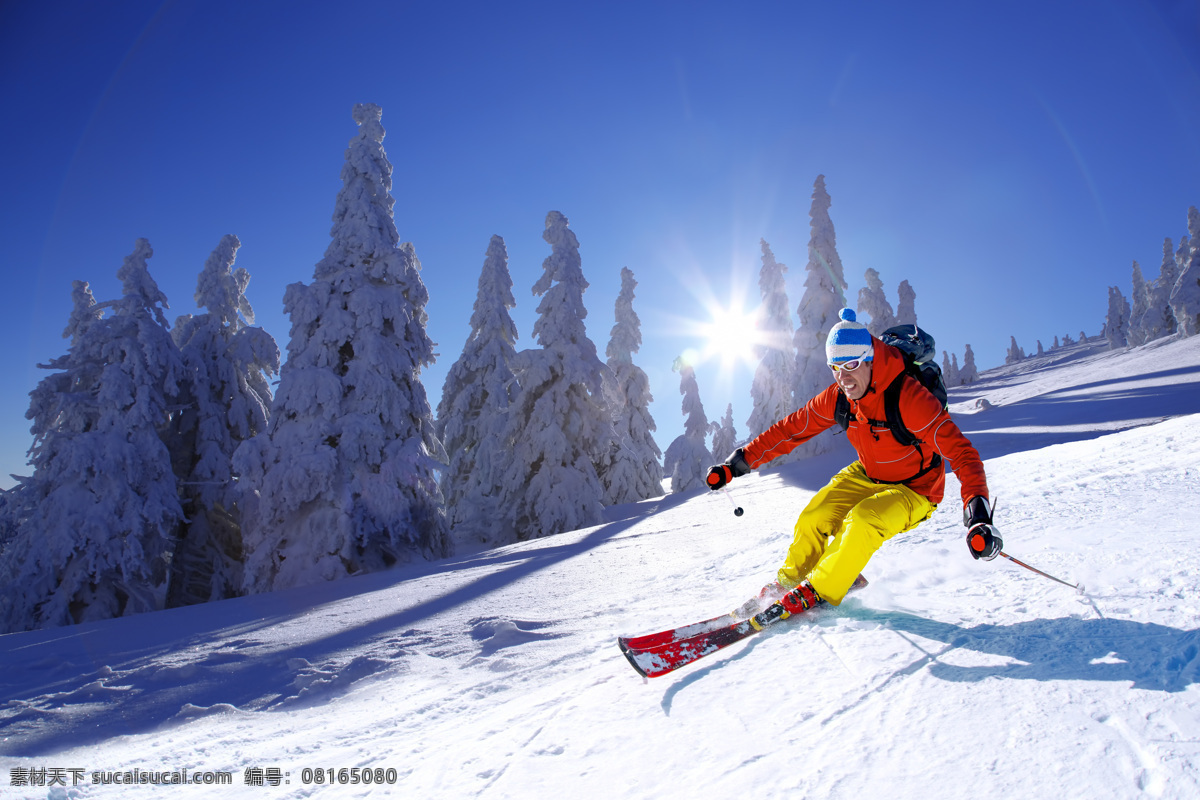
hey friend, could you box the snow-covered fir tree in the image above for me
[857,268,898,336]
[1171,207,1200,337]
[0,241,185,632]
[662,357,713,494]
[1129,260,1151,346]
[959,344,979,384]
[1140,237,1180,341]
[711,403,738,462]
[895,280,917,327]
[1005,336,1025,364]
[1062,332,1075,346]
[941,351,960,387]
[951,352,962,383]
[746,240,795,443]
[1105,286,1131,350]
[435,235,520,549]
[234,104,449,593]
[1036,340,1045,357]
[498,211,612,540]
[0,491,15,554]
[792,175,848,456]
[601,267,664,504]
[167,234,278,607]
[1053,335,1061,349]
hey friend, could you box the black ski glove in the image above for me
[964,496,1002,560]
[706,448,751,491]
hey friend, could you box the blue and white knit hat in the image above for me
[825,308,874,365]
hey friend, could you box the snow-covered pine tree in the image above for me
[1053,335,1061,349]
[959,344,979,384]
[601,267,664,504]
[1062,332,1075,346]
[1178,235,1192,277]
[1171,207,1200,337]
[857,268,898,336]
[0,284,101,623]
[792,175,848,456]
[662,357,714,494]
[711,403,738,462]
[1036,340,1045,357]
[435,235,521,549]
[951,352,961,383]
[1005,336,1025,364]
[167,234,279,606]
[0,491,16,553]
[1140,238,1180,341]
[0,241,185,632]
[1129,261,1151,346]
[499,211,612,540]
[746,240,795,444]
[1105,286,1131,350]
[895,280,917,327]
[235,104,449,593]
[941,351,960,387]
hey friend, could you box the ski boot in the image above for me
[731,580,786,619]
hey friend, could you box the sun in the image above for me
[699,302,762,369]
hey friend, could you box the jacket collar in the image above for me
[850,338,904,418]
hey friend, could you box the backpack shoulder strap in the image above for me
[835,376,911,436]
[882,372,917,447]
[834,389,851,431]
[882,370,944,485]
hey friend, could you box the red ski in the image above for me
[618,576,867,678]
[617,606,750,652]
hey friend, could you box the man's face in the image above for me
[833,359,872,401]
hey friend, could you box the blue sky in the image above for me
[2,0,1199,488]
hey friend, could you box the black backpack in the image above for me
[833,324,948,482]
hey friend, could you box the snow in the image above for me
[2,335,1200,799]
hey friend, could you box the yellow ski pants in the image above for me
[777,461,936,605]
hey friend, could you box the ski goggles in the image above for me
[828,357,869,373]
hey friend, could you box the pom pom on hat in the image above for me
[826,308,874,365]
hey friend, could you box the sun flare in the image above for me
[700,302,761,369]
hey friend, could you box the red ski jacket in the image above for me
[741,339,989,507]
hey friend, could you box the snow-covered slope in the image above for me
[2,336,1199,799]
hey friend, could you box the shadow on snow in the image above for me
[952,364,1200,461]
[0,513,649,757]
[653,607,1199,712]
[848,607,1200,693]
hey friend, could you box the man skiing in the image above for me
[706,308,1001,613]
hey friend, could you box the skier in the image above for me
[706,308,1000,613]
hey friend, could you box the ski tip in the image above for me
[617,638,650,679]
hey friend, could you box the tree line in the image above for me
[0,105,666,633]
[3,103,1194,634]
[999,206,1200,362]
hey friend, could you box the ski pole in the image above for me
[998,550,1079,591]
[718,486,744,517]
